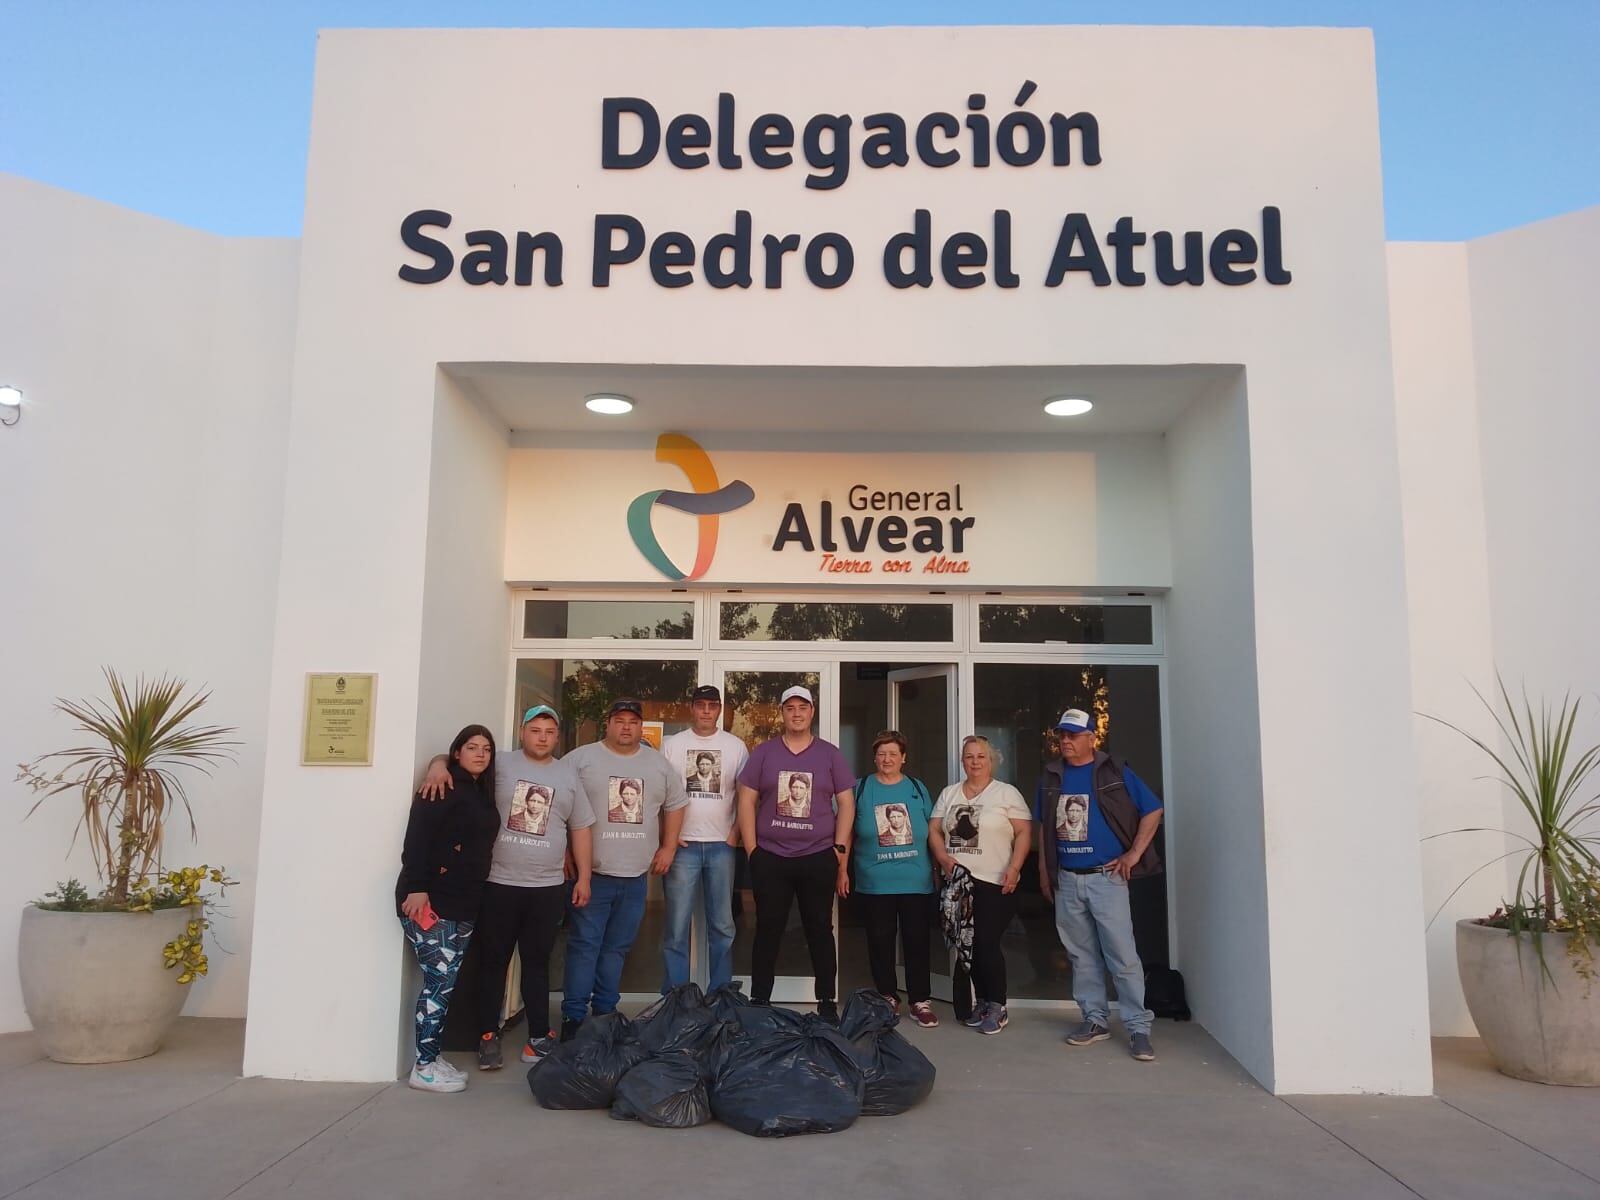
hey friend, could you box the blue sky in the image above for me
[1,1,1594,240]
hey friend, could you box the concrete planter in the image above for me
[19,905,193,1064]
[1457,918,1600,1086]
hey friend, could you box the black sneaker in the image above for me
[476,1032,503,1071]
[559,1017,583,1043]
[816,999,840,1025]
[748,997,772,1007]
[520,1032,558,1063]
[1065,1020,1111,1046]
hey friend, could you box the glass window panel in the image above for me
[522,599,695,641]
[720,669,823,745]
[513,658,698,753]
[971,662,1167,1002]
[719,601,953,643]
[978,603,1153,645]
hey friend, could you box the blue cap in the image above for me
[522,704,559,724]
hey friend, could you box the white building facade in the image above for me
[1,25,1595,1096]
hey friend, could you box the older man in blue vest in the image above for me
[1036,708,1164,1062]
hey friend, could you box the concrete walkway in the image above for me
[1,1014,1596,1200]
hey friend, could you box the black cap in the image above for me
[607,698,644,718]
[691,684,722,703]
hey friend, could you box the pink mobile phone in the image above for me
[416,902,439,931]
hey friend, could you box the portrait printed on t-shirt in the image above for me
[1057,794,1090,842]
[507,780,553,836]
[947,803,981,853]
[776,770,814,819]
[608,777,646,824]
[685,749,722,797]
[875,802,913,847]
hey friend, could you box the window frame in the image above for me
[968,593,1164,657]
[510,589,706,652]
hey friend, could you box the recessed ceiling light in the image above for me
[585,393,634,415]
[1043,396,1093,417]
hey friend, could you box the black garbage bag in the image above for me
[725,1001,810,1039]
[839,989,936,1116]
[839,987,896,1039]
[710,1018,865,1137]
[609,1050,713,1128]
[634,983,720,1055]
[527,1012,648,1110]
[705,982,754,1021]
[684,1015,743,1081]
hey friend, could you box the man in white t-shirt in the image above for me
[658,684,749,992]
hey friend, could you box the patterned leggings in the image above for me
[401,915,475,1065]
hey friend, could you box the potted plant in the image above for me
[1428,678,1600,1085]
[15,670,237,1064]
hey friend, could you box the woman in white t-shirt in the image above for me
[930,735,1034,1037]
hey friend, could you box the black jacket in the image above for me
[394,762,499,922]
[1036,751,1164,879]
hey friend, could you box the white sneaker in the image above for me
[436,1057,467,1081]
[409,1060,466,1092]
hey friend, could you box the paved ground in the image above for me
[1,1014,1597,1200]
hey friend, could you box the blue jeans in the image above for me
[1054,869,1153,1036]
[661,840,737,992]
[561,872,647,1022]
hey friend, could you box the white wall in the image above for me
[1467,209,1600,974]
[1389,210,1600,1037]
[0,175,297,1030]
[240,369,512,1080]
[1468,209,1600,733]
[1164,376,1276,1085]
[406,375,514,1066]
[1388,242,1504,1036]
[237,24,1429,1091]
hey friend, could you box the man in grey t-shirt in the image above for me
[491,744,592,888]
[558,698,688,1038]
[420,705,597,1069]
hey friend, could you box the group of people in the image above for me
[393,685,1164,1094]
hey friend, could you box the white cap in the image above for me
[780,685,815,706]
[1055,708,1093,734]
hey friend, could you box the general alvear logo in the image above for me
[627,434,754,581]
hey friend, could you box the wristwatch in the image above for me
[833,843,848,856]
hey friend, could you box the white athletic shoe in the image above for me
[409,1060,466,1092]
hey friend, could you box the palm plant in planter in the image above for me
[15,670,238,1063]
[1427,677,1600,1085]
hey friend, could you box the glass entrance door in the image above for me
[832,662,961,1004]
[888,665,958,789]
[715,660,831,1003]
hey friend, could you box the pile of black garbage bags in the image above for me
[528,984,935,1135]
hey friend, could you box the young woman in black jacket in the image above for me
[395,724,499,1093]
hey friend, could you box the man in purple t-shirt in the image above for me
[736,685,856,1021]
